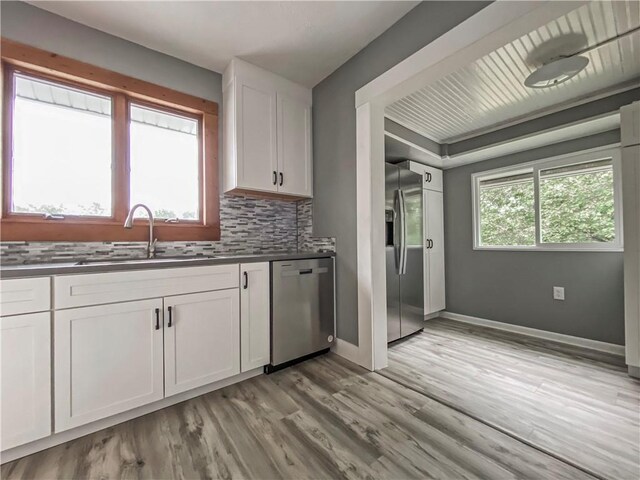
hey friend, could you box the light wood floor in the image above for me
[2,350,595,479]
[382,318,640,480]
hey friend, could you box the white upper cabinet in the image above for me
[401,161,443,192]
[277,93,312,197]
[232,80,278,193]
[223,58,312,198]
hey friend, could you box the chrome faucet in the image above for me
[124,204,157,259]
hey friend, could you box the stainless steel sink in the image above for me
[74,256,216,266]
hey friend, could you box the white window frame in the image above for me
[472,145,623,252]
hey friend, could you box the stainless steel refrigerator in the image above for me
[385,163,424,343]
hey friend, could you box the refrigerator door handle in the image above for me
[393,190,401,273]
[398,189,408,275]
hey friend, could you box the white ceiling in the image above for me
[386,0,640,143]
[28,1,419,88]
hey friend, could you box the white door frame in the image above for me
[350,0,588,370]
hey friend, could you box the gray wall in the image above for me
[444,131,625,345]
[1,2,222,105]
[313,1,490,344]
[1,1,225,191]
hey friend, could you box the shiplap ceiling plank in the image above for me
[386,0,640,143]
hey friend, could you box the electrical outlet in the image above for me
[553,286,565,301]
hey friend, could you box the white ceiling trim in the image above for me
[384,113,442,145]
[444,112,620,168]
[385,112,620,170]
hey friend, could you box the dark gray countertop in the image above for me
[0,251,335,279]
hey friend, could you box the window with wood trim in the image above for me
[1,39,219,242]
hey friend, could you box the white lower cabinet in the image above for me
[424,189,446,314]
[10,263,269,450]
[54,299,164,432]
[1,312,51,449]
[240,262,270,372]
[164,290,240,396]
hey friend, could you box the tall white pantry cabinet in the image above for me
[223,58,313,198]
[401,161,446,315]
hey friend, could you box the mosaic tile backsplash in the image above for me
[0,195,335,265]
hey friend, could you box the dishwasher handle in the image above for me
[281,266,329,277]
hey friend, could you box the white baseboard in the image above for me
[331,338,361,365]
[424,311,442,321]
[440,311,625,357]
[0,367,263,464]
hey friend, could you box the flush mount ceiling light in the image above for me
[524,56,589,89]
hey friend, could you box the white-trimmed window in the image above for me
[472,147,623,251]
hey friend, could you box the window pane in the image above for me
[129,104,199,220]
[540,160,615,244]
[479,172,535,246]
[12,74,112,216]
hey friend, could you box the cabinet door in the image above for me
[1,312,51,449]
[164,290,240,396]
[422,165,443,192]
[424,190,446,314]
[277,93,312,197]
[54,299,164,432]
[240,262,270,372]
[236,81,278,192]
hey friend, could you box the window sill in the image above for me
[472,246,623,253]
[0,219,221,242]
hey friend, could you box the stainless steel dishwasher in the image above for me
[266,257,335,373]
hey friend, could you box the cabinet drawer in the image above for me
[0,277,50,316]
[55,264,239,309]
